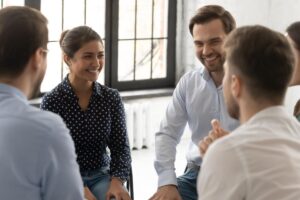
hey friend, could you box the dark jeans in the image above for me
[82,167,112,200]
[177,165,199,200]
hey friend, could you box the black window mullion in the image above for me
[133,0,138,81]
[84,0,87,25]
[150,0,155,79]
[25,0,40,10]
[61,0,65,81]
[166,0,176,85]
[106,0,117,86]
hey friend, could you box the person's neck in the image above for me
[0,75,31,99]
[210,70,224,87]
[239,97,283,124]
[68,74,93,94]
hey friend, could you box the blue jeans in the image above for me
[82,167,114,200]
[177,166,199,200]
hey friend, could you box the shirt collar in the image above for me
[201,67,223,90]
[62,74,102,97]
[0,83,28,103]
[201,67,211,81]
[245,105,287,125]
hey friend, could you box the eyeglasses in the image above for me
[41,48,49,57]
[41,48,49,53]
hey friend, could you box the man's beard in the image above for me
[29,74,43,100]
[227,95,240,120]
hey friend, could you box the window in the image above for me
[0,0,24,8]
[110,0,176,90]
[2,0,176,92]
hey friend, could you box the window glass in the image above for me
[153,0,168,38]
[41,42,62,91]
[135,40,151,80]
[136,0,152,38]
[1,0,24,7]
[119,0,135,39]
[152,39,167,78]
[118,40,134,81]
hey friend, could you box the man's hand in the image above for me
[198,119,229,157]
[149,185,182,200]
[105,177,131,200]
[84,186,97,200]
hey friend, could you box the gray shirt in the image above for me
[0,83,84,200]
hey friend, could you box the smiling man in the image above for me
[150,5,239,200]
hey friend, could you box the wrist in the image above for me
[111,176,125,185]
[159,184,178,190]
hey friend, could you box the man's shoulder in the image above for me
[181,67,204,79]
[23,106,68,136]
[177,67,206,88]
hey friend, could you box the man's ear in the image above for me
[30,48,45,71]
[231,74,242,98]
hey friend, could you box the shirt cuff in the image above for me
[158,169,178,187]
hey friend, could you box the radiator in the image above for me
[124,102,151,150]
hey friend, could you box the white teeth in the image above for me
[87,69,98,73]
[205,56,217,61]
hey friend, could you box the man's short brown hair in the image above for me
[0,6,48,78]
[189,5,236,35]
[224,25,295,100]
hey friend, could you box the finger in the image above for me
[204,136,213,144]
[105,194,113,200]
[199,140,208,155]
[208,131,218,141]
[121,193,131,200]
[211,119,221,132]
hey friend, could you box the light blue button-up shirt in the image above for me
[154,68,239,187]
[0,83,84,200]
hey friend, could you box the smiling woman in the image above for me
[40,26,132,200]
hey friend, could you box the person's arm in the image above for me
[40,116,84,200]
[154,75,189,188]
[197,138,246,200]
[107,91,132,200]
[150,75,190,200]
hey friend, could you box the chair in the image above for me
[126,167,134,200]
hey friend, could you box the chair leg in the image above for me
[130,167,134,200]
[126,167,134,200]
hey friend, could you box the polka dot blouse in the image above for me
[41,76,131,181]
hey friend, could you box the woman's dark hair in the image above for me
[0,6,48,77]
[286,21,300,51]
[59,26,103,58]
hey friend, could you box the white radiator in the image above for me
[124,102,151,150]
